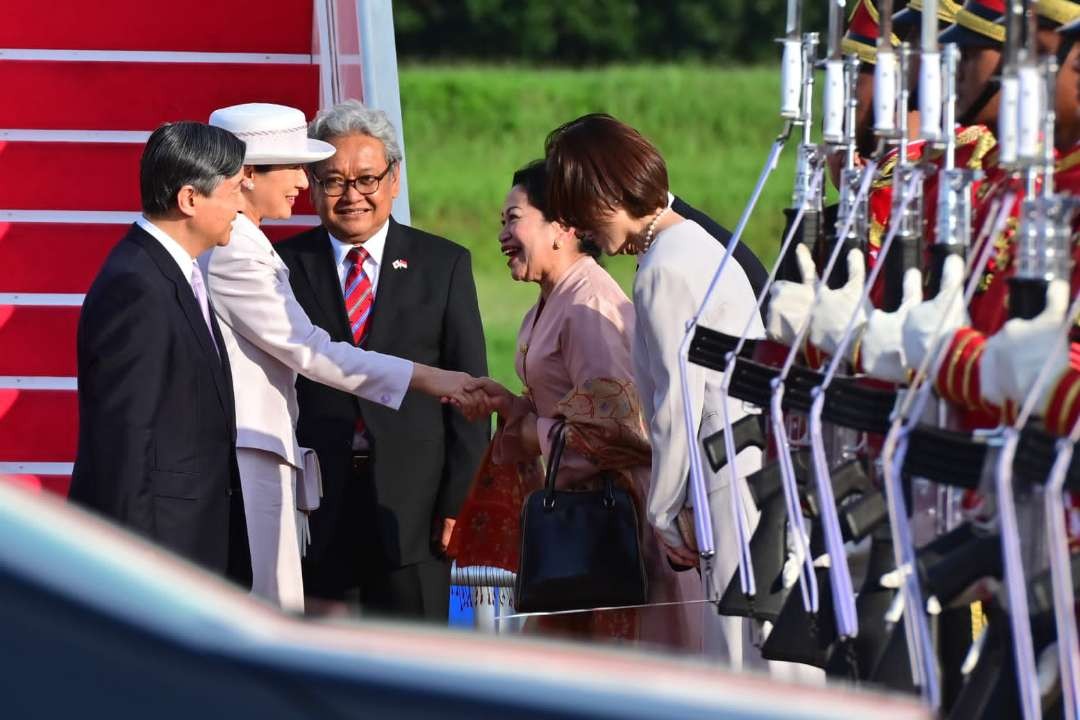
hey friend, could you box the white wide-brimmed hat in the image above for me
[209,103,335,165]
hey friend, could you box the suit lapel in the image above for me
[363,218,408,351]
[294,227,353,343]
[133,227,232,417]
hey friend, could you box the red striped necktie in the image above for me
[344,246,374,345]
[345,246,374,440]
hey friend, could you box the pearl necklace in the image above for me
[639,206,671,254]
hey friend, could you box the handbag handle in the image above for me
[543,421,615,510]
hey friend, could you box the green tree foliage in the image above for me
[394,0,831,65]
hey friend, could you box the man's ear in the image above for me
[175,185,198,218]
[388,162,402,200]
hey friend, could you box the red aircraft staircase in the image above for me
[0,0,409,495]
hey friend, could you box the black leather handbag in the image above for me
[514,422,648,613]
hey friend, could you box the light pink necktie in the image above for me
[190,264,219,356]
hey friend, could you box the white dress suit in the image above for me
[632,218,765,668]
[203,212,412,610]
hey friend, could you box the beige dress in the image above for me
[495,256,703,652]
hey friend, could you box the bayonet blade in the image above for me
[786,0,803,38]
[828,0,846,60]
[922,0,939,53]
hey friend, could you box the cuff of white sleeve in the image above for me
[379,357,414,410]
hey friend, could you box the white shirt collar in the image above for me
[136,216,197,287]
[329,218,390,272]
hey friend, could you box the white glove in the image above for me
[979,330,1006,408]
[1037,641,1061,702]
[980,279,1071,411]
[807,248,871,356]
[780,521,810,590]
[902,254,970,373]
[860,267,922,383]
[766,243,816,346]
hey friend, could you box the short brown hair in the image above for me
[543,113,669,234]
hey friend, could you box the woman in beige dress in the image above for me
[461,160,702,651]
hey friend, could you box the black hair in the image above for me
[140,121,245,216]
[1058,33,1078,66]
[512,160,553,218]
[511,159,601,259]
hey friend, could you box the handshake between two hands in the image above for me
[419,367,519,422]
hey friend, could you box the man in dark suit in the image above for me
[70,122,251,585]
[276,101,489,621]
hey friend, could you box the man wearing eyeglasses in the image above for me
[276,100,488,621]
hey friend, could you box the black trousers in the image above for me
[302,453,450,622]
[226,491,253,590]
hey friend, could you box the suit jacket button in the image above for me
[381,393,390,404]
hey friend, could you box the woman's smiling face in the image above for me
[499,185,564,283]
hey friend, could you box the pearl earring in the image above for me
[243,180,255,190]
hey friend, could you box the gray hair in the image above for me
[308,100,403,165]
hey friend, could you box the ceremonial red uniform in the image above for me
[936,144,1080,429]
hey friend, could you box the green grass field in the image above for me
[398,64,803,386]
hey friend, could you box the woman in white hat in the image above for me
[204,103,479,611]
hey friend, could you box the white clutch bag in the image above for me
[297,447,323,513]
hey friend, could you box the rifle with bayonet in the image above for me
[673,0,809,597]
[882,41,927,311]
[927,43,975,297]
[1010,52,1076,318]
[781,29,827,283]
[874,8,1077,714]
[969,7,1080,713]
[823,0,867,290]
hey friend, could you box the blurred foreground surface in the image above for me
[0,481,929,719]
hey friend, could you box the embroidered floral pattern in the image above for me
[555,377,650,471]
[445,442,542,574]
[448,376,650,642]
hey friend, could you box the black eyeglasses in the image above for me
[312,162,396,197]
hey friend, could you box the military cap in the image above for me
[842,0,902,64]
[939,0,1005,46]
[1036,0,1080,26]
[1061,12,1080,35]
[989,1,1080,35]
[893,0,963,32]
